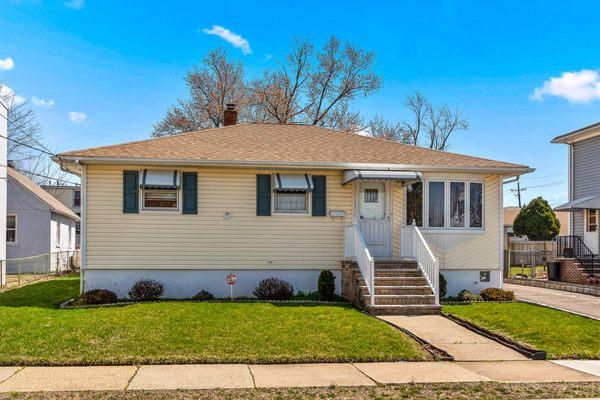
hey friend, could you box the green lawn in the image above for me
[444,302,600,359]
[0,274,427,366]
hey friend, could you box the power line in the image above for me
[15,168,78,185]
[0,111,58,157]
[520,172,567,181]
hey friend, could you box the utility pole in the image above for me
[510,181,526,208]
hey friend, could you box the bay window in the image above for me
[405,179,484,230]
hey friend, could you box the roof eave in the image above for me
[551,122,600,144]
[55,155,534,176]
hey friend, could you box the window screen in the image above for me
[144,189,178,209]
[274,192,308,213]
[364,189,378,203]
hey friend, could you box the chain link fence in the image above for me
[1,250,80,291]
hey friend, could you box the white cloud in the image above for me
[531,69,600,103]
[264,54,273,61]
[202,25,252,55]
[31,96,55,107]
[68,111,87,123]
[0,57,15,71]
[0,84,26,107]
[63,0,85,9]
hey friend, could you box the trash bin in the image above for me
[548,261,561,281]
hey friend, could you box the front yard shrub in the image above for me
[439,273,447,298]
[317,270,335,301]
[480,288,515,302]
[193,290,214,301]
[128,279,164,301]
[253,277,294,300]
[458,289,482,302]
[80,289,117,305]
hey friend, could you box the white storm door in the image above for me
[357,181,391,257]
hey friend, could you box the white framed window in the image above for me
[406,179,484,230]
[143,189,179,210]
[141,169,180,212]
[586,210,597,232]
[450,182,466,228]
[272,173,313,215]
[6,215,16,244]
[428,181,446,228]
[274,192,309,214]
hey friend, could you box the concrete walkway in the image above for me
[0,361,598,392]
[504,283,600,320]
[379,315,527,361]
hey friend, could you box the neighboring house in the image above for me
[6,168,79,273]
[41,184,81,244]
[0,99,7,286]
[552,122,600,275]
[553,122,600,267]
[55,111,532,311]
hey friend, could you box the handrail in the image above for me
[400,222,440,305]
[556,235,597,277]
[345,224,375,306]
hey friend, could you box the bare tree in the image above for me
[1,82,71,185]
[424,103,469,151]
[394,91,468,150]
[152,48,249,137]
[367,115,407,141]
[399,91,428,145]
[307,36,382,127]
[250,39,313,123]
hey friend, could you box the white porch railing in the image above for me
[400,222,440,305]
[345,224,375,306]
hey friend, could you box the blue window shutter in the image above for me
[123,170,139,213]
[182,172,198,214]
[256,174,271,216]
[312,175,327,216]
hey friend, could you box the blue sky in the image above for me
[1,0,600,206]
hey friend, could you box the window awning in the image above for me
[274,173,314,192]
[342,170,422,185]
[141,169,180,189]
[554,195,600,211]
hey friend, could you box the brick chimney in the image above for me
[223,103,237,126]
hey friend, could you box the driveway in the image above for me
[504,283,600,320]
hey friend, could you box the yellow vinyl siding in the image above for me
[85,165,352,270]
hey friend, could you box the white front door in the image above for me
[584,209,599,254]
[357,181,391,257]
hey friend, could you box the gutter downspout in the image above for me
[80,163,86,294]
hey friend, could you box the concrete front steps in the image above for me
[355,260,440,315]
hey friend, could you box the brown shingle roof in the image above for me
[57,123,530,172]
[8,168,80,220]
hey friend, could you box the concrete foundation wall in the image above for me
[441,269,502,297]
[84,269,341,299]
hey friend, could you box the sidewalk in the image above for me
[0,361,599,392]
[504,283,600,320]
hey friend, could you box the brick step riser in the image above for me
[359,287,433,296]
[374,263,419,270]
[358,278,429,286]
[374,270,426,278]
[363,296,436,306]
[367,305,441,316]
